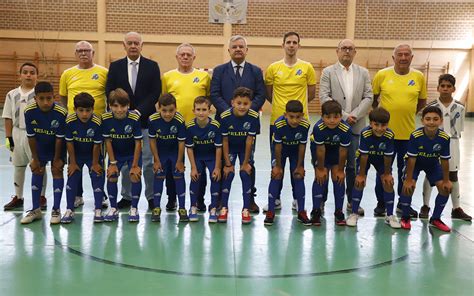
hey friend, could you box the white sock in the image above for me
[41,173,47,196]
[422,177,432,206]
[14,166,26,199]
[451,181,460,209]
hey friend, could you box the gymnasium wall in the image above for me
[0,0,473,112]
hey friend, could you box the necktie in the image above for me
[235,65,242,85]
[131,61,138,93]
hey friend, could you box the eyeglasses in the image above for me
[339,47,355,52]
[76,49,92,54]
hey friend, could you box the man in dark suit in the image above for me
[106,32,162,211]
[211,35,266,213]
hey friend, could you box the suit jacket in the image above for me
[319,63,373,134]
[210,61,266,119]
[106,56,161,128]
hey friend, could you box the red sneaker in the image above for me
[430,218,451,232]
[264,211,275,226]
[400,218,411,230]
[242,208,251,224]
[217,207,228,223]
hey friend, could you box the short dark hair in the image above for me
[286,100,303,113]
[34,81,53,94]
[233,86,253,100]
[193,96,211,108]
[283,31,300,43]
[438,74,455,87]
[74,92,94,109]
[422,105,442,118]
[158,93,176,107]
[19,62,38,74]
[369,107,390,124]
[321,100,342,116]
[108,88,129,106]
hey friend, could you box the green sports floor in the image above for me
[1,114,473,296]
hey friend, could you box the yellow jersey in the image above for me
[59,65,108,115]
[162,69,211,123]
[265,59,316,124]
[372,67,427,140]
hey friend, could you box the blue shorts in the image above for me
[402,162,443,186]
[155,155,184,178]
[310,143,339,168]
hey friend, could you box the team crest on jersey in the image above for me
[408,80,415,86]
[378,142,387,150]
[50,120,59,129]
[295,132,302,140]
[193,77,200,83]
[296,69,302,76]
[124,125,133,134]
[170,125,178,134]
[332,135,340,142]
[86,128,95,137]
[208,131,215,139]
[92,73,99,80]
[243,122,251,130]
[432,144,442,152]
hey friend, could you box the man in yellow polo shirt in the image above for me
[60,41,108,115]
[59,40,108,208]
[264,31,316,212]
[162,43,210,123]
[372,44,427,218]
[162,43,211,211]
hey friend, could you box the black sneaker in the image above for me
[451,207,472,221]
[197,201,207,212]
[166,198,177,211]
[264,211,275,226]
[373,201,386,217]
[310,209,322,226]
[334,210,346,226]
[249,200,260,214]
[151,207,161,222]
[297,210,312,226]
[396,203,418,219]
[419,205,430,219]
[117,198,132,209]
[178,208,189,222]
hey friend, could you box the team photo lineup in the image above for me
[4,31,472,233]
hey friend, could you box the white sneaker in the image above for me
[74,196,84,208]
[21,208,42,224]
[60,209,75,224]
[50,209,61,225]
[292,199,298,211]
[262,199,282,213]
[385,215,401,229]
[94,209,104,223]
[346,213,358,227]
[347,203,365,216]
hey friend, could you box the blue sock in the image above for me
[333,181,345,211]
[53,178,64,210]
[131,180,141,208]
[91,172,105,210]
[294,178,305,212]
[384,191,395,215]
[431,193,449,219]
[267,179,281,213]
[221,172,234,208]
[240,170,252,209]
[31,173,44,210]
[209,177,220,209]
[66,171,80,210]
[189,179,200,208]
[153,174,164,208]
[399,194,412,219]
[375,173,384,203]
[175,176,186,209]
[107,180,118,208]
[351,188,363,214]
[312,180,326,211]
